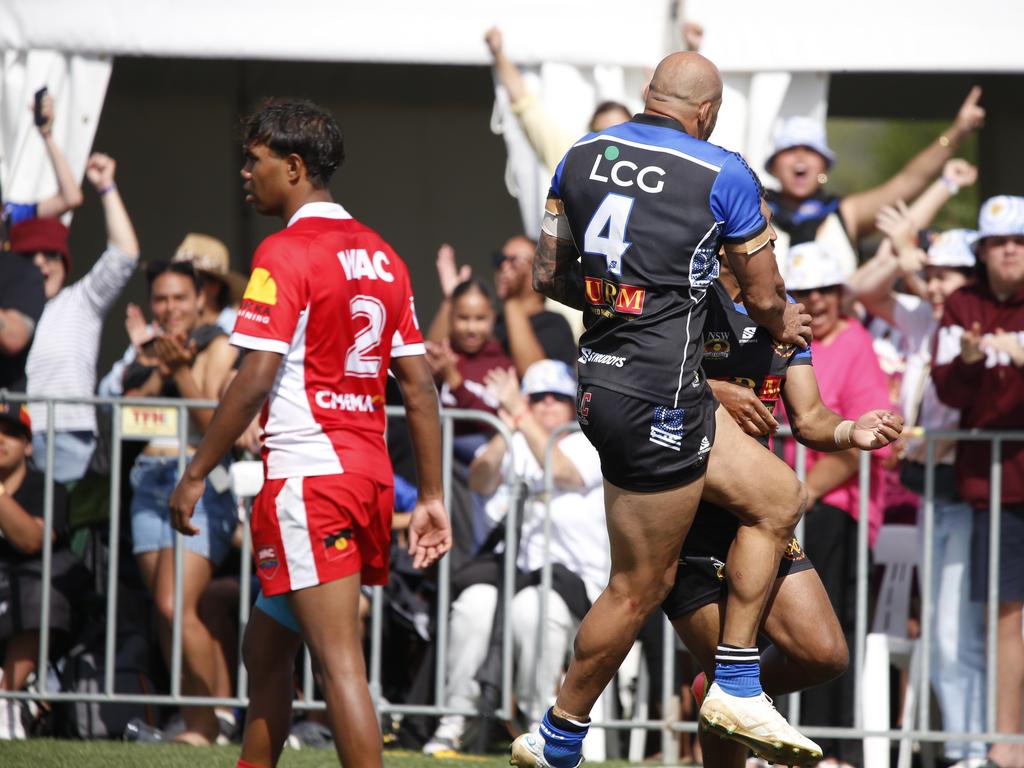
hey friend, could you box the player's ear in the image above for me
[286,153,305,184]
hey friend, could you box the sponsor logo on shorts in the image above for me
[650,406,685,452]
[324,529,355,560]
[703,332,730,360]
[257,545,279,579]
[698,435,711,455]
[577,389,592,426]
[740,326,757,344]
[714,558,726,581]
[784,537,806,562]
[314,391,383,412]
[578,347,627,368]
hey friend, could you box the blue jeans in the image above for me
[32,430,95,486]
[926,498,987,759]
[129,454,236,566]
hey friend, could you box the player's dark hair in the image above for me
[451,278,493,305]
[589,100,631,131]
[242,100,345,188]
[145,260,203,295]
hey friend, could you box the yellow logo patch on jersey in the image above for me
[243,267,278,306]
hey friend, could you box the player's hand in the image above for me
[169,474,204,536]
[778,301,812,350]
[408,497,451,569]
[484,26,503,58]
[436,243,471,298]
[959,321,986,364]
[709,379,778,437]
[942,158,978,189]
[952,86,985,140]
[851,409,904,450]
[85,152,117,191]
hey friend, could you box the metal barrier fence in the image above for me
[1,393,1024,765]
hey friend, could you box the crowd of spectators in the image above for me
[0,31,1022,768]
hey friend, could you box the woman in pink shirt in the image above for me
[780,241,893,768]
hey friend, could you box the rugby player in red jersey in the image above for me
[169,100,450,768]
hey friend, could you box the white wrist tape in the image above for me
[834,419,855,449]
[541,209,573,240]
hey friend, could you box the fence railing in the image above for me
[2,392,1024,765]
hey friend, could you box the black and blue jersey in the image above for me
[702,280,812,438]
[552,113,768,408]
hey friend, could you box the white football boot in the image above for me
[510,731,583,768]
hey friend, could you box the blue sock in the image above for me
[539,707,588,767]
[714,644,762,697]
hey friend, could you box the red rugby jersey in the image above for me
[231,202,424,482]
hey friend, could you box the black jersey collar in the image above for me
[631,113,690,135]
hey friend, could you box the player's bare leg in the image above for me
[673,571,845,768]
[238,608,303,767]
[512,474,704,767]
[289,573,382,768]
[697,408,821,763]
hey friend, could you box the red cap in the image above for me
[9,217,71,273]
[0,402,32,439]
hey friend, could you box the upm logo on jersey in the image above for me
[589,145,666,194]
[337,249,395,282]
[314,391,382,412]
[584,277,646,315]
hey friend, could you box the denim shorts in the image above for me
[129,454,237,566]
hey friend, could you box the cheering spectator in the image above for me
[423,361,608,755]
[932,195,1024,768]
[427,240,576,374]
[779,241,892,767]
[766,88,985,277]
[1,90,83,235]
[0,403,84,740]
[170,233,246,334]
[425,277,515,463]
[20,153,139,486]
[122,260,238,746]
[485,26,631,175]
[0,254,45,394]
[851,193,987,761]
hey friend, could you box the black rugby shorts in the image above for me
[660,501,816,620]
[576,383,716,492]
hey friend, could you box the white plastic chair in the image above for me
[862,524,921,768]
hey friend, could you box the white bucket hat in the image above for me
[766,116,836,172]
[783,241,847,291]
[974,195,1024,250]
[927,229,977,269]
[521,360,576,399]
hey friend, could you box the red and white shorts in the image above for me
[250,473,395,597]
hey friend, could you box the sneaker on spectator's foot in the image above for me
[423,715,465,756]
[699,682,822,766]
[123,718,166,744]
[0,700,26,740]
[510,731,584,768]
[692,671,708,708]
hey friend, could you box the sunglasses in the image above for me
[528,392,574,405]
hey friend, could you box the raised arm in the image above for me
[425,243,470,343]
[840,87,985,240]
[33,94,84,219]
[533,197,585,310]
[85,153,139,255]
[485,27,527,104]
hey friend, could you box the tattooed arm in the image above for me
[533,196,585,310]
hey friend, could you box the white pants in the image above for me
[928,500,987,760]
[444,583,578,725]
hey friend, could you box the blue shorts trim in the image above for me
[254,590,301,634]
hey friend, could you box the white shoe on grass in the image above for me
[510,731,583,768]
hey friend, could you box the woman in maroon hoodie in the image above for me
[427,278,516,462]
[933,195,1024,768]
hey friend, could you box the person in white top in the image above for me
[423,360,609,757]
[19,153,139,485]
[850,191,986,764]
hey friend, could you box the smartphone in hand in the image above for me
[33,86,48,127]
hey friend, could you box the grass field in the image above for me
[0,740,636,768]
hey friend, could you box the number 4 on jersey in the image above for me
[584,193,634,276]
